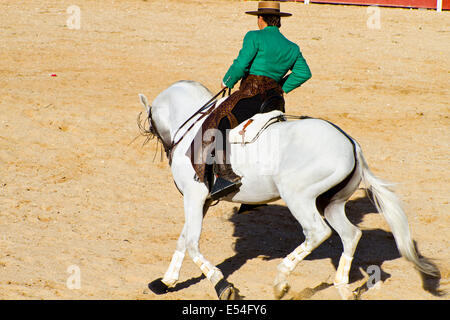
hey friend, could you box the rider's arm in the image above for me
[282,49,312,94]
[222,31,258,89]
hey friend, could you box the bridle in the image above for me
[146,106,172,159]
[145,87,229,163]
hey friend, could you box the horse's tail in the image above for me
[354,142,440,278]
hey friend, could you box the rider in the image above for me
[197,1,312,199]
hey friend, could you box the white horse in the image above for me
[139,80,440,300]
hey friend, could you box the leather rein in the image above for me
[147,87,229,162]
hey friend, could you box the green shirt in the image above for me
[223,26,311,94]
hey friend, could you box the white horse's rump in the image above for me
[140,80,440,300]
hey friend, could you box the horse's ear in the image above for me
[138,93,150,115]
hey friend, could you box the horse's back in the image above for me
[275,118,356,171]
[153,80,213,111]
[228,117,356,202]
[260,117,355,156]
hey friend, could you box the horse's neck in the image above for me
[158,81,214,142]
[169,99,205,136]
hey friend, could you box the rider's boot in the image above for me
[210,162,241,200]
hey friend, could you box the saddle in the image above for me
[188,75,285,186]
[229,110,285,145]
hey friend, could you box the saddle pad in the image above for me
[229,110,285,145]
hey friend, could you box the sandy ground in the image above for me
[0,0,449,300]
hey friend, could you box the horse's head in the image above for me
[137,81,215,160]
[138,93,156,136]
[138,93,172,156]
[138,93,151,117]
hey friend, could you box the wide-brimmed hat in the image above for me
[245,1,292,17]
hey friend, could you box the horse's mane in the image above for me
[134,80,214,160]
[172,80,213,95]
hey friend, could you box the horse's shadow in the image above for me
[218,195,399,285]
[167,194,402,294]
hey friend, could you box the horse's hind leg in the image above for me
[324,200,362,299]
[274,196,332,299]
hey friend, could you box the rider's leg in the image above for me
[210,117,241,199]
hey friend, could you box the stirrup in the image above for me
[210,177,242,200]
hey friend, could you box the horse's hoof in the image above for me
[215,279,239,300]
[148,278,169,295]
[335,283,357,300]
[273,281,290,300]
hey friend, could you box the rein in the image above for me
[148,87,229,162]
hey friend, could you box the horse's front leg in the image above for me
[157,198,212,289]
[161,223,187,287]
[183,186,238,299]
[148,223,187,295]
[149,184,237,299]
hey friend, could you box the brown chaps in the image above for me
[187,75,283,184]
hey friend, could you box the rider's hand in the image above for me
[221,81,227,89]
